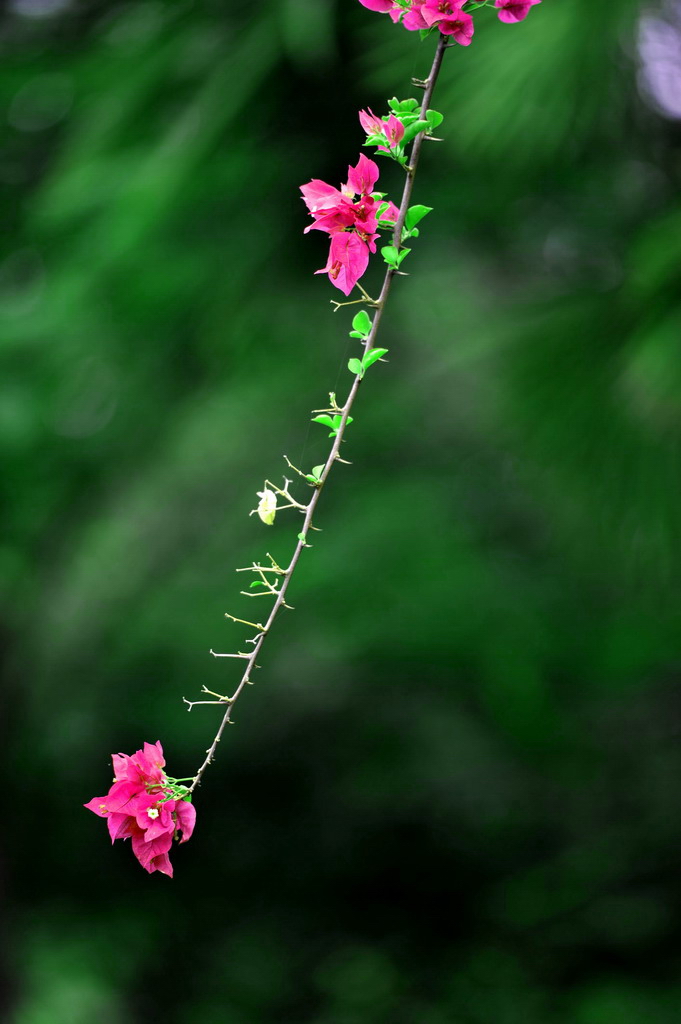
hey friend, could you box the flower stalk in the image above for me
[187,32,449,795]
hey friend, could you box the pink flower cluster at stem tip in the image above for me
[358,0,541,42]
[85,741,195,878]
[300,154,399,296]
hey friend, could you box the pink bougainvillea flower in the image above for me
[315,232,370,297]
[359,108,405,151]
[421,0,465,26]
[383,114,405,146]
[84,741,195,878]
[110,740,166,786]
[495,0,541,23]
[438,9,474,45]
[174,798,197,842]
[301,154,390,293]
[358,0,428,31]
[398,3,429,32]
[422,0,474,45]
[358,107,384,136]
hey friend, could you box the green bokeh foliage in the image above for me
[3,1,681,1022]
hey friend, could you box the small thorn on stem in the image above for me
[202,686,233,702]
[225,613,266,631]
[331,298,366,312]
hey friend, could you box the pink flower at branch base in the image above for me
[495,0,541,23]
[84,741,196,878]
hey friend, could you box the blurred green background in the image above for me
[3,0,681,1021]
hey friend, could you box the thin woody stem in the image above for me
[189,33,449,794]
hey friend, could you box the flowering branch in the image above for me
[85,0,543,876]
[186,31,450,794]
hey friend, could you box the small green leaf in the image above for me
[348,358,364,377]
[426,109,444,130]
[312,464,324,478]
[405,205,433,231]
[250,580,267,589]
[396,247,411,266]
[327,414,353,438]
[399,98,419,112]
[362,348,389,370]
[352,310,372,335]
[381,245,399,266]
[312,414,335,429]
[388,96,401,112]
[402,120,430,145]
[298,532,307,543]
[349,331,364,339]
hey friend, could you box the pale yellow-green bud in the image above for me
[256,488,277,526]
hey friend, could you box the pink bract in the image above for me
[300,179,346,215]
[359,108,384,136]
[358,0,394,10]
[438,9,474,45]
[378,200,400,224]
[84,740,195,879]
[315,232,370,297]
[346,154,380,197]
[400,5,429,32]
[495,0,541,23]
[422,0,465,27]
[359,106,406,154]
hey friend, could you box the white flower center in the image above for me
[147,808,159,820]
